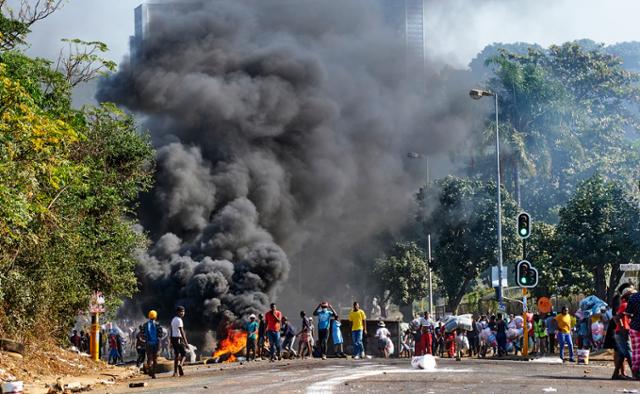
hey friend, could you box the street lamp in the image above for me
[407,152,433,316]
[469,88,505,309]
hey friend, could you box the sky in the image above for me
[22,0,640,70]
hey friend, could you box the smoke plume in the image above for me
[98,0,478,332]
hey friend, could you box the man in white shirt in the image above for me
[419,312,434,355]
[170,306,189,377]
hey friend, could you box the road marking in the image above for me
[306,367,390,394]
[305,366,473,393]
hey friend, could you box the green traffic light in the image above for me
[521,277,527,284]
[520,228,527,236]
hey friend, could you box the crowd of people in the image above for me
[243,301,370,361]
[68,282,640,381]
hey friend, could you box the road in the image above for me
[93,357,636,393]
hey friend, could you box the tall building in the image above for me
[130,2,199,60]
[131,1,426,64]
[378,0,426,63]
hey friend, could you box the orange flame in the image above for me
[212,329,247,363]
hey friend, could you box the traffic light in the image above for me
[516,260,538,288]
[517,212,531,239]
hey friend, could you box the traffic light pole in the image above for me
[522,287,529,357]
[494,93,504,308]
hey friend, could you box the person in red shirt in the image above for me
[265,303,282,361]
[613,286,635,379]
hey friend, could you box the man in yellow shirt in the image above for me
[348,302,367,359]
[555,306,575,362]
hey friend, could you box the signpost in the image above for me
[89,291,106,362]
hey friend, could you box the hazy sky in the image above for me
[24,0,640,69]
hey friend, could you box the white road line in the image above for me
[306,367,391,394]
[305,366,473,394]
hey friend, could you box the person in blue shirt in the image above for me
[245,314,259,361]
[144,310,163,379]
[331,315,345,357]
[313,301,337,359]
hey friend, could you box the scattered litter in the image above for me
[129,382,148,388]
[542,388,557,393]
[617,390,639,393]
[411,355,437,370]
[98,379,115,385]
[1,381,24,393]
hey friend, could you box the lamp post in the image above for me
[469,88,504,309]
[407,152,433,315]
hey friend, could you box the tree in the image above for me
[0,50,154,339]
[0,0,64,51]
[423,176,520,313]
[373,242,428,321]
[472,42,640,223]
[556,174,640,302]
[524,221,561,298]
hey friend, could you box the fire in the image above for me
[212,328,247,363]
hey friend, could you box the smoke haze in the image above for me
[97,0,480,330]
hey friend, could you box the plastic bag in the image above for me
[411,354,437,370]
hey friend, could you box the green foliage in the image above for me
[422,176,520,313]
[556,174,640,301]
[476,42,640,222]
[0,50,154,340]
[373,242,428,308]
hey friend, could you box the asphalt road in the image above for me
[93,356,638,394]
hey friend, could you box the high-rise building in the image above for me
[130,2,199,60]
[131,1,426,64]
[378,0,426,63]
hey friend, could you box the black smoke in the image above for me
[98,0,479,332]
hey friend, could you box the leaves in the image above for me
[373,242,428,306]
[0,49,153,341]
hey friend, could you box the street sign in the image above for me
[491,266,508,288]
[537,297,552,313]
[620,264,640,271]
[89,291,106,314]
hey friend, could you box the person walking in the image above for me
[555,306,575,362]
[375,321,393,358]
[280,316,297,357]
[496,314,507,357]
[313,301,337,360]
[546,312,557,354]
[612,286,635,379]
[419,312,434,355]
[170,306,189,377]
[625,287,640,378]
[257,314,266,360]
[143,310,162,378]
[296,311,313,359]
[332,315,346,357]
[348,302,367,359]
[265,303,283,361]
[135,325,146,368]
[245,314,259,361]
[533,314,548,355]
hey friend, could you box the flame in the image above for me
[212,328,247,363]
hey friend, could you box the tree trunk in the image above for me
[606,265,624,303]
[399,303,413,322]
[446,277,471,314]
[594,265,607,301]
[514,164,521,207]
